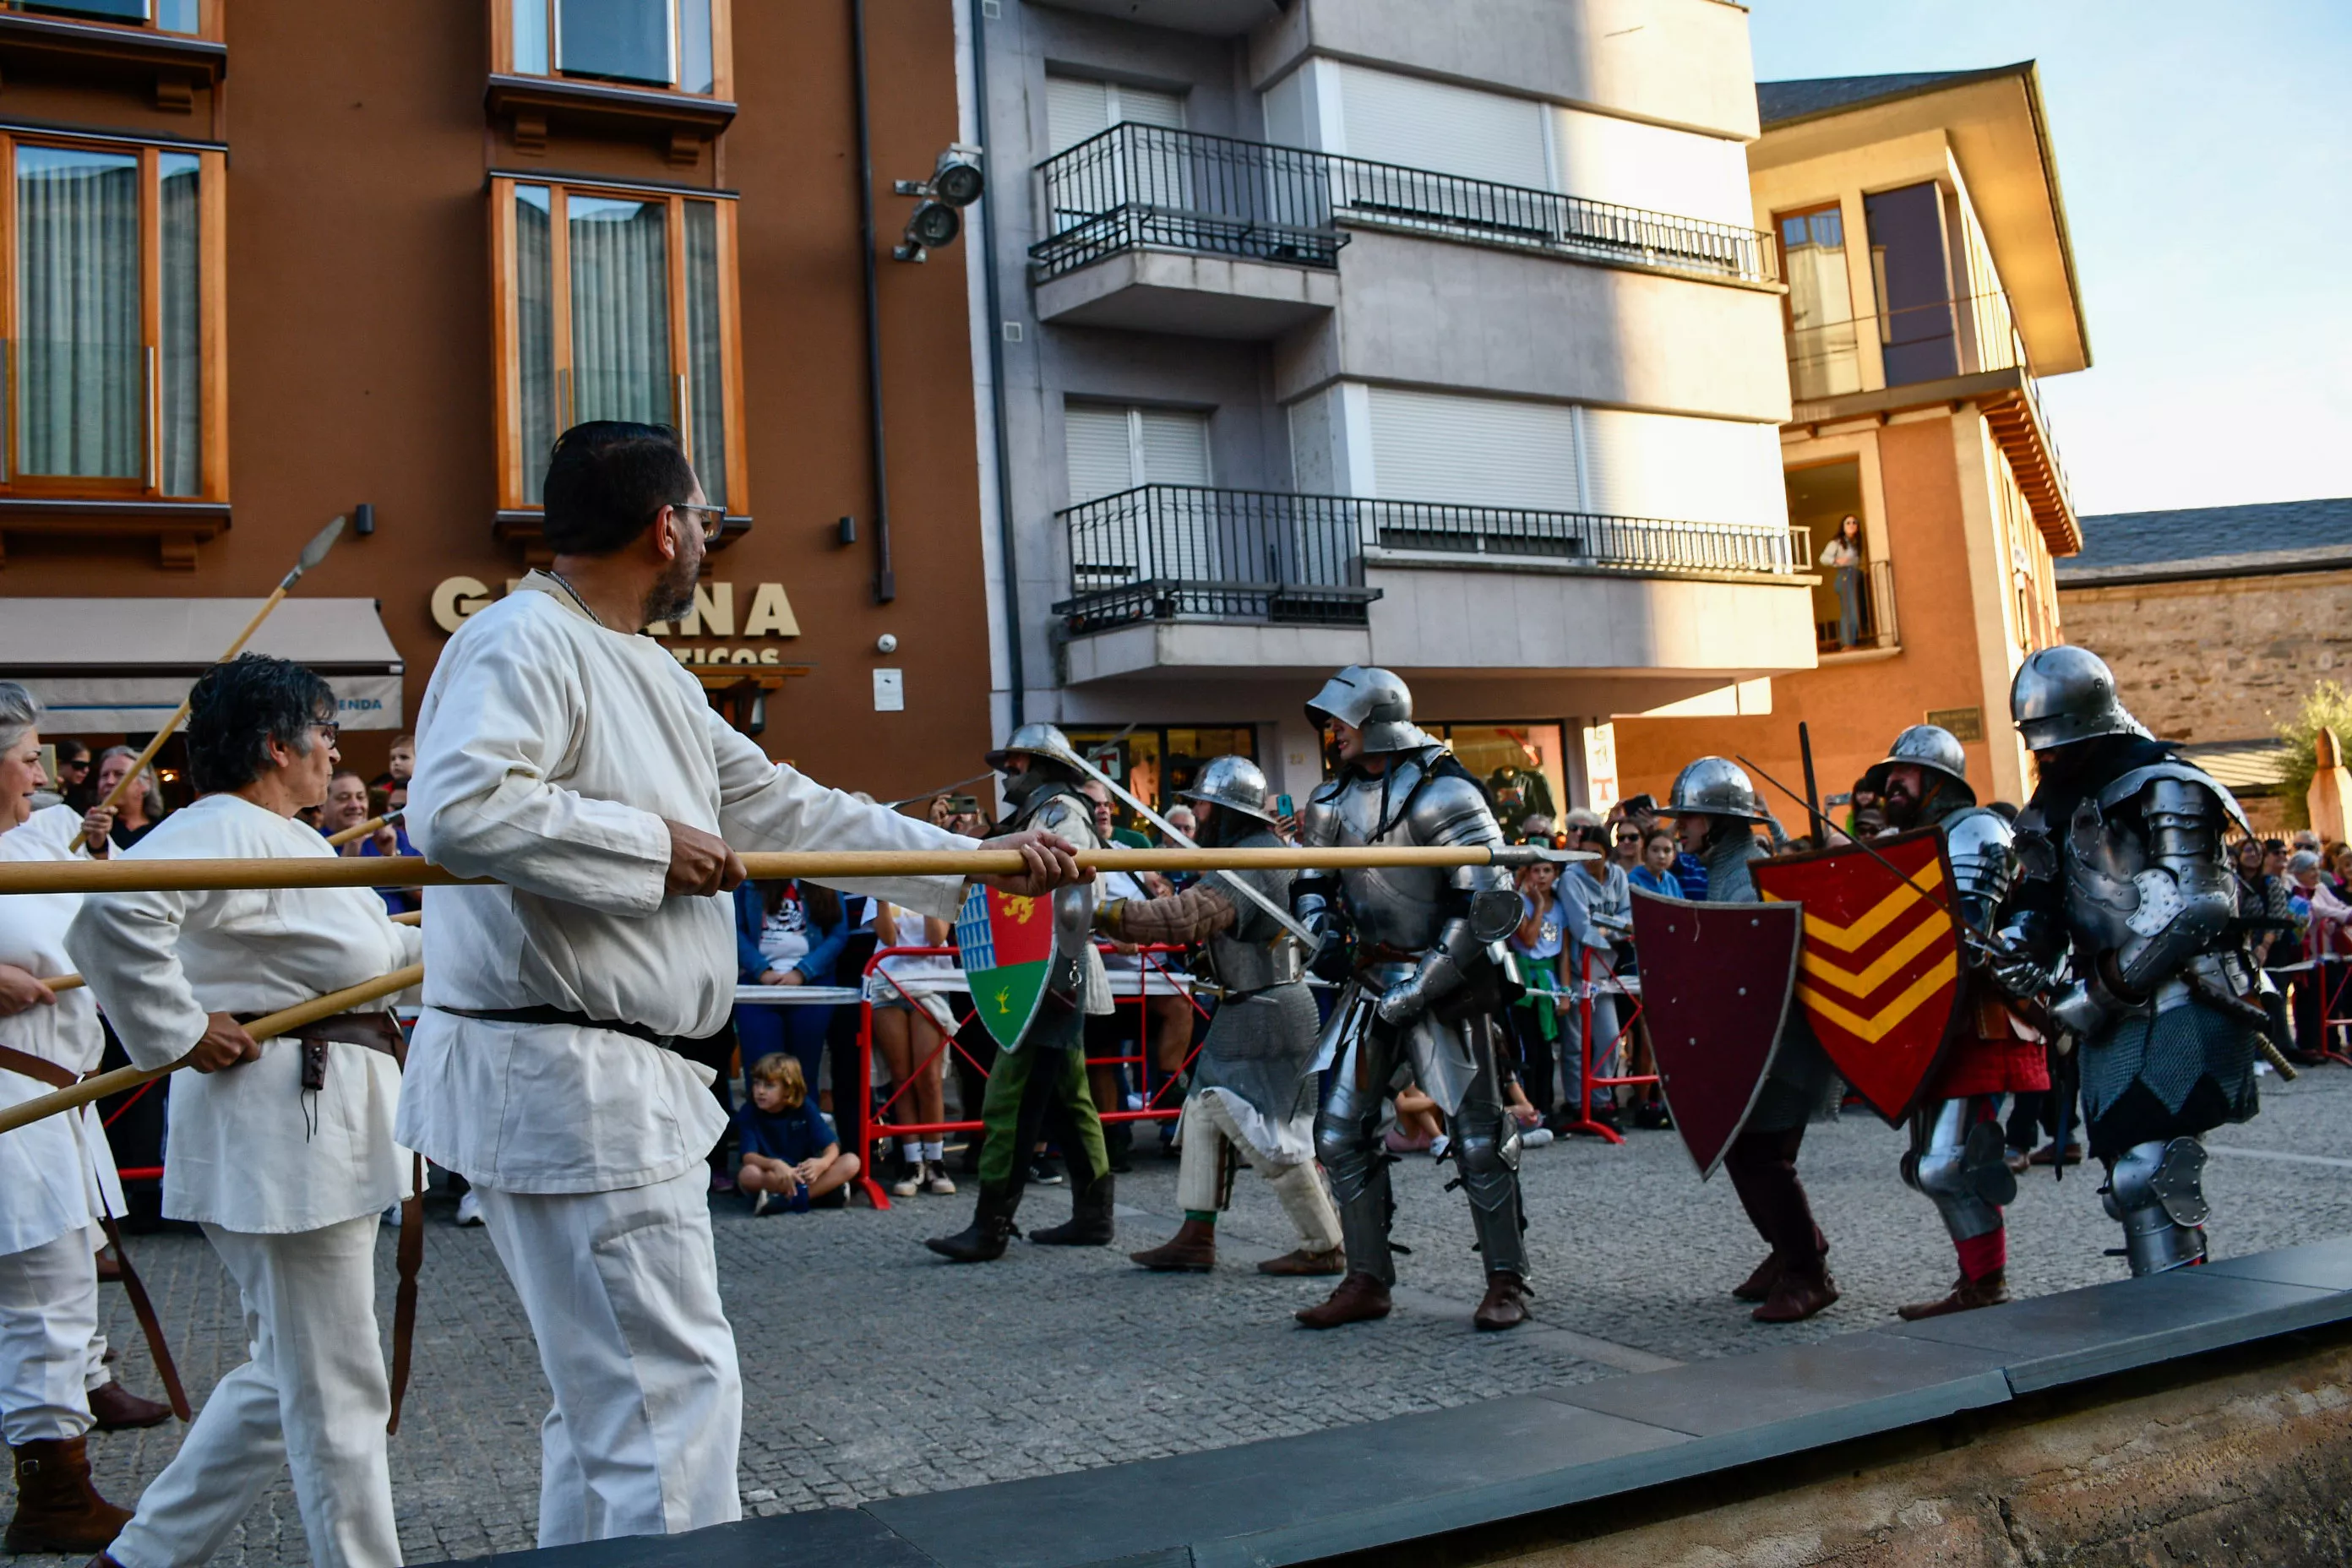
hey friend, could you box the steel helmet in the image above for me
[1179,754,1277,824]
[1305,666,1424,754]
[984,721,1083,773]
[1666,756,1767,823]
[1859,724,1976,806]
[2009,645,2145,752]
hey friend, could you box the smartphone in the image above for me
[948,794,980,814]
[1276,793,1295,819]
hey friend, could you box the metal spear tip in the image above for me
[281,514,348,586]
[1493,845,1600,867]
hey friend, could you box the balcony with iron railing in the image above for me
[1053,483,1803,636]
[1028,123,1777,335]
[1786,290,2077,554]
[1791,524,1900,656]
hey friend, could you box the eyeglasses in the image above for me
[671,502,724,540]
[312,721,340,744]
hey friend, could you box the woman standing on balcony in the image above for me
[1819,514,1865,650]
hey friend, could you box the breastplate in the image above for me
[1322,765,1446,950]
[2061,797,2146,955]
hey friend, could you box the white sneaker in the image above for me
[751,1190,773,1217]
[890,1168,921,1198]
[921,1162,958,1196]
[1429,1134,1451,1162]
[1520,1127,1555,1148]
[455,1190,484,1228]
[381,1204,400,1226]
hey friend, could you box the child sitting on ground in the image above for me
[736,1053,862,1214]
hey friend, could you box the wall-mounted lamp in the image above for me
[892,144,984,262]
[353,503,376,537]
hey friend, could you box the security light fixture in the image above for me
[890,144,983,262]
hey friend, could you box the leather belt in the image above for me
[0,1040,193,1424]
[432,1004,678,1050]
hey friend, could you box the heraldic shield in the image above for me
[1630,888,1803,1180]
[955,883,1055,1052]
[1752,827,1966,1124]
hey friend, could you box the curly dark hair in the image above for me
[186,655,338,795]
[541,421,699,557]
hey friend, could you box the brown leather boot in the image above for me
[1730,1251,1781,1303]
[1473,1271,1529,1331]
[1897,1269,2010,1321]
[1295,1270,1392,1329]
[85,1380,172,1432]
[5,1437,133,1554]
[1751,1260,1839,1323]
[1257,1246,1347,1277]
[1129,1218,1217,1271]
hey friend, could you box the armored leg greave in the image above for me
[1901,1097,2014,1244]
[1315,1030,1402,1287]
[1450,1017,1528,1278]
[2102,1137,2209,1276]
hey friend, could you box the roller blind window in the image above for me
[1045,74,1186,155]
[1064,402,1211,504]
[1365,387,1576,511]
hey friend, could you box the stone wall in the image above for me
[1473,1332,2352,1567]
[2060,567,2352,744]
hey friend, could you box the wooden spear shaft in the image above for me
[31,909,419,994]
[0,961,423,1137]
[0,845,1556,898]
[325,808,402,849]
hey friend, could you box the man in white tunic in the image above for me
[69,656,421,1568]
[0,683,172,1555]
[400,422,1081,1546]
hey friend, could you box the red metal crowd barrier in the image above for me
[850,941,1212,1211]
[1556,944,1655,1145]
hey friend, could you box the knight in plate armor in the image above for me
[1863,725,2050,1320]
[1288,667,1533,1331]
[1092,756,1346,1279]
[1669,757,1842,1323]
[927,723,1117,1263]
[1990,646,2263,1276]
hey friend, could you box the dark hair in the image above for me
[541,421,697,557]
[55,738,88,764]
[186,655,336,794]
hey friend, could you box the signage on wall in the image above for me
[1925,706,1984,743]
[430,576,803,669]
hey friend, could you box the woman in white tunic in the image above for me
[70,656,422,1568]
[0,684,172,1554]
[401,422,1081,1547]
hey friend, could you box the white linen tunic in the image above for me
[0,804,123,1255]
[67,793,421,1234]
[400,574,971,1195]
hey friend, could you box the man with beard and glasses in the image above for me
[400,422,1083,1547]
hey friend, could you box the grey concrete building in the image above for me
[956,0,1816,819]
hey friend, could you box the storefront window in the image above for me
[1063,724,1255,833]
[1316,721,1569,840]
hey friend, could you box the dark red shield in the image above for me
[1631,888,1803,1180]
[1751,827,1967,1124]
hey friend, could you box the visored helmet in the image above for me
[984,721,1083,773]
[1860,724,1976,806]
[1666,756,1766,823]
[1179,754,1276,824]
[2009,646,2145,752]
[1305,666,1424,754]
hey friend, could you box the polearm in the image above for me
[325,806,404,849]
[31,908,420,994]
[0,845,1577,897]
[0,961,424,1137]
[69,517,349,852]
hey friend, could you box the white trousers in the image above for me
[109,1217,398,1568]
[1176,1092,1342,1252]
[476,1162,743,1547]
[0,1227,99,1444]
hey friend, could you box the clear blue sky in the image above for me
[1747,2,2352,518]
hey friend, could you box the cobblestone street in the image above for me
[14,1063,2352,1566]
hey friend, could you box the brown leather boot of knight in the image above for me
[1751,1258,1840,1323]
[85,1380,172,1432]
[1897,1268,2010,1321]
[1295,1270,1392,1329]
[1129,1218,1217,1271]
[1473,1271,1529,1331]
[1730,1251,1781,1303]
[5,1436,133,1554]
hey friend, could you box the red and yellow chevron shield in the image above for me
[1752,827,1966,1124]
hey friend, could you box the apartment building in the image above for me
[0,0,993,794]
[1614,63,2086,811]
[966,0,1815,818]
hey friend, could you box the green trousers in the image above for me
[977,1008,1109,1190]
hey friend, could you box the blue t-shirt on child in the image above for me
[735,1100,836,1165]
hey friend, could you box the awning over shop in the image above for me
[0,598,406,733]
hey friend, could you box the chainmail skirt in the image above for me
[2079,999,2260,1160]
